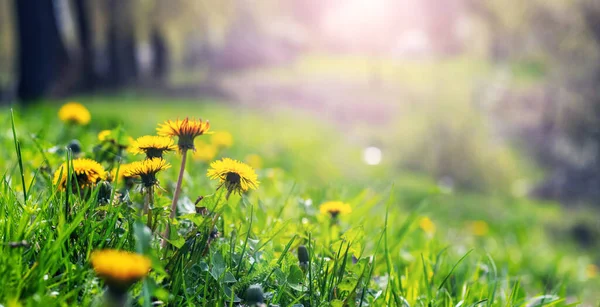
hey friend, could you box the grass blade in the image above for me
[10,109,27,203]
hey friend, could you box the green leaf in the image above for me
[133,221,152,254]
[167,236,185,249]
[330,240,345,258]
[197,261,209,272]
[273,267,286,283]
[223,286,242,303]
[287,264,304,284]
[178,213,205,226]
[350,257,369,275]
[210,251,226,281]
[341,226,364,244]
[153,287,170,301]
[330,300,344,307]
[223,271,237,283]
[289,283,305,291]
[337,276,357,292]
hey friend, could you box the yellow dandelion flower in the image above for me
[53,158,107,191]
[97,129,133,148]
[58,102,91,125]
[319,201,352,218]
[129,135,177,159]
[91,249,150,290]
[193,141,218,162]
[207,158,259,197]
[210,131,233,148]
[157,118,210,152]
[98,130,112,141]
[587,264,598,279]
[245,154,263,169]
[469,220,489,237]
[125,158,171,187]
[419,217,436,235]
[109,163,138,182]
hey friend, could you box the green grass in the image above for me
[0,97,598,306]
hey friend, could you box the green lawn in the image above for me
[0,98,597,306]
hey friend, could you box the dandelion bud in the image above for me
[67,139,82,155]
[210,226,220,239]
[245,284,265,306]
[297,245,309,272]
[8,240,29,248]
[97,181,113,204]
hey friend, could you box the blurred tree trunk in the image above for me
[14,0,68,102]
[465,0,510,61]
[151,27,169,83]
[106,0,137,88]
[531,1,600,202]
[73,0,95,91]
[583,4,600,44]
[580,2,600,172]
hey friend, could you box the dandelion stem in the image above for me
[162,149,188,248]
[105,288,131,307]
[145,186,154,229]
[202,212,222,256]
[170,150,187,219]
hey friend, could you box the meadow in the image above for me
[0,96,598,306]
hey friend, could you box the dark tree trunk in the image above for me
[14,0,68,102]
[583,3,600,44]
[106,0,137,88]
[466,0,510,61]
[151,27,169,83]
[74,0,95,91]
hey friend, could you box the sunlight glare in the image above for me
[363,146,382,165]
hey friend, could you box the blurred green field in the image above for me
[0,98,598,306]
[219,53,544,194]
